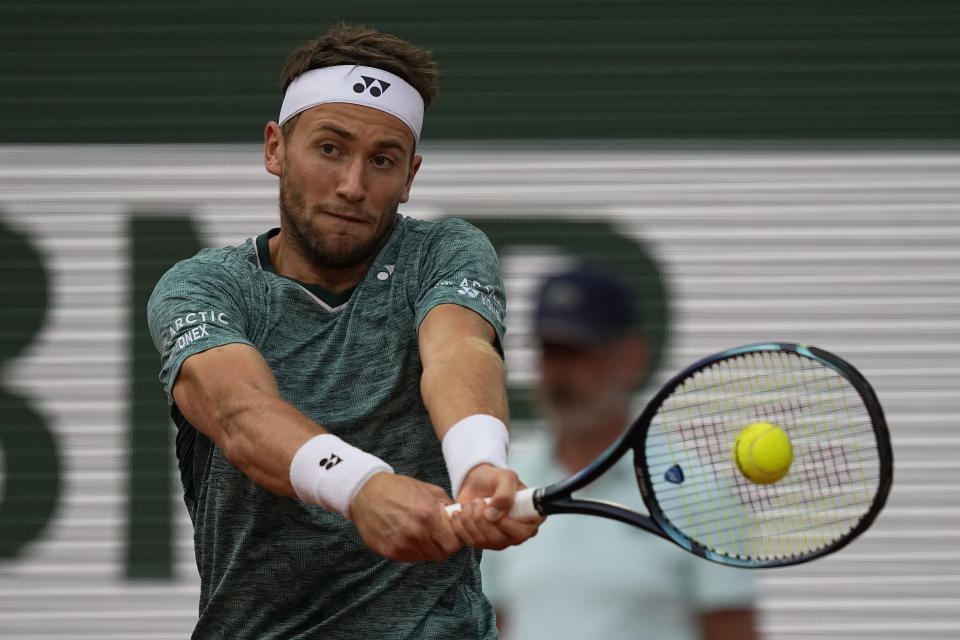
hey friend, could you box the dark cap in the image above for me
[534,263,637,345]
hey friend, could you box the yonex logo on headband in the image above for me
[353,76,391,97]
[279,65,425,142]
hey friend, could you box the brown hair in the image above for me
[279,24,438,137]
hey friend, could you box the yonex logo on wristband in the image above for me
[353,76,391,97]
[290,433,394,514]
[318,454,343,470]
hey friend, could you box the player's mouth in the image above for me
[321,209,368,224]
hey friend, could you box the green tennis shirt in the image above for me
[147,215,506,640]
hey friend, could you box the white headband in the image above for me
[278,65,425,142]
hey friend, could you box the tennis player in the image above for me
[482,264,756,640]
[148,25,539,639]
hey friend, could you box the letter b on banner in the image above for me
[0,219,60,557]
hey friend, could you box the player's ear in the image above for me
[264,121,284,178]
[399,154,422,203]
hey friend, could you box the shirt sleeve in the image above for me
[414,218,507,351]
[147,258,257,403]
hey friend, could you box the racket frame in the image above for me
[527,342,894,568]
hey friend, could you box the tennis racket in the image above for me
[448,342,893,568]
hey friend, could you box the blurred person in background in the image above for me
[482,263,757,640]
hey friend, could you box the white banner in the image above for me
[1,145,959,639]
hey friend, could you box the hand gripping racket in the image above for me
[449,343,893,568]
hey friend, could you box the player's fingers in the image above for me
[462,498,515,549]
[417,526,454,562]
[447,507,474,548]
[448,497,485,548]
[376,528,446,563]
[410,500,462,562]
[432,502,465,557]
[495,514,542,546]
[409,534,454,563]
[392,498,459,563]
[472,517,539,551]
[483,470,520,521]
[451,498,493,548]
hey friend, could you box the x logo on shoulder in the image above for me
[353,76,391,97]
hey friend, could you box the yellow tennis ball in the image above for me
[734,422,793,484]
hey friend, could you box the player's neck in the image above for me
[268,232,372,294]
[554,411,629,475]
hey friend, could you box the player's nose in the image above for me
[336,157,366,202]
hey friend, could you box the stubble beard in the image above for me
[278,172,398,270]
[539,381,628,437]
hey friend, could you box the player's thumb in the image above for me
[484,470,519,521]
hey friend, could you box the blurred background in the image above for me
[1,1,958,638]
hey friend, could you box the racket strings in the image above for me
[653,471,884,512]
[642,390,870,434]
[649,498,874,546]
[645,350,881,562]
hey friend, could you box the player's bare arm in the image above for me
[419,302,542,549]
[419,303,509,432]
[173,342,461,562]
[172,342,329,497]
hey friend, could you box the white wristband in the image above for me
[289,433,393,516]
[441,414,509,498]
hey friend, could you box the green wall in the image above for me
[2,1,958,142]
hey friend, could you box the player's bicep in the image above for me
[172,342,280,443]
[418,303,498,368]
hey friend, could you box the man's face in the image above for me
[267,102,421,269]
[538,340,637,436]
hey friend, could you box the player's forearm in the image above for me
[227,392,330,496]
[178,381,323,497]
[420,334,509,439]
[417,304,511,499]
[210,385,396,517]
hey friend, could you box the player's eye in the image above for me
[371,155,395,168]
[320,143,338,156]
